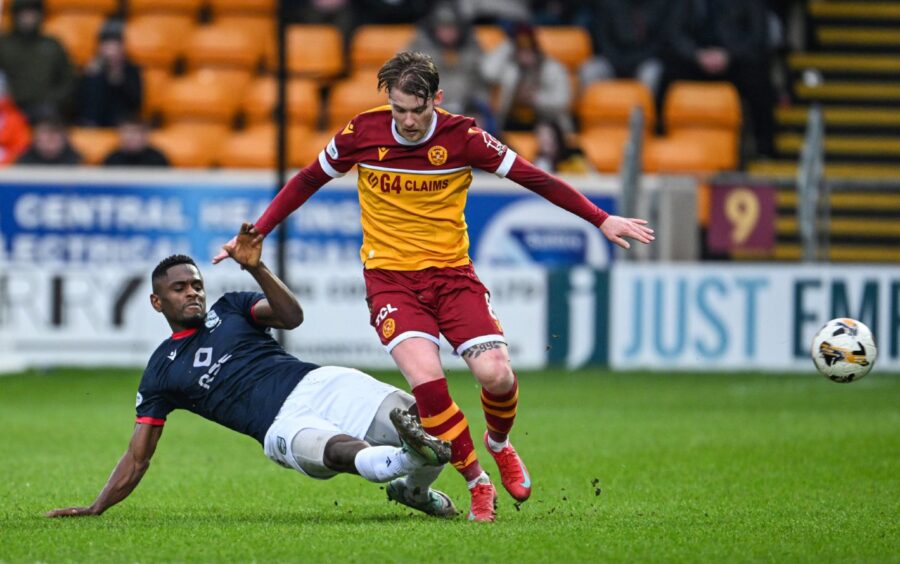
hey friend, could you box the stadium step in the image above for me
[776,106,900,129]
[776,190,900,212]
[775,132,900,158]
[809,1,900,21]
[788,52,900,75]
[794,80,900,103]
[749,159,900,180]
[816,26,900,49]
[776,217,900,238]
[767,244,900,262]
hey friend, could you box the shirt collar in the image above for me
[391,111,438,146]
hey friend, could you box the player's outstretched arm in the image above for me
[46,423,163,517]
[221,222,303,329]
[599,215,655,250]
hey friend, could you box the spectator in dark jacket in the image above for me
[579,0,672,97]
[77,18,143,127]
[16,113,82,165]
[103,117,169,167]
[0,0,77,121]
[663,0,777,157]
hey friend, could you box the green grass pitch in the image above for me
[1,368,898,562]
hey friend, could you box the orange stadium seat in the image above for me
[474,25,506,53]
[264,25,344,80]
[326,73,385,130]
[44,12,104,67]
[68,127,119,165]
[160,69,252,125]
[183,22,264,71]
[644,135,724,174]
[535,26,592,72]
[45,0,117,16]
[129,0,204,17]
[215,14,274,46]
[241,76,320,127]
[142,67,172,118]
[578,80,656,131]
[125,14,196,68]
[217,123,316,168]
[150,123,229,168]
[207,0,275,16]
[579,127,634,173]
[350,24,415,70]
[503,131,538,162]
[664,81,741,131]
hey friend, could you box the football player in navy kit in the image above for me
[47,223,458,519]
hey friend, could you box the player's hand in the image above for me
[212,236,236,265]
[600,215,655,250]
[46,507,99,518]
[223,222,264,269]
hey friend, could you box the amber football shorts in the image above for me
[363,264,506,355]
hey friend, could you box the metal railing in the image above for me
[796,104,827,262]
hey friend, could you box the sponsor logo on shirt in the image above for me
[341,122,354,135]
[427,145,448,166]
[135,392,143,408]
[481,131,506,156]
[377,147,389,161]
[327,138,339,159]
[382,318,396,339]
[205,309,221,330]
[167,350,177,361]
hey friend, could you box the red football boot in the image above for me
[484,431,532,502]
[467,479,497,522]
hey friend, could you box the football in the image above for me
[811,318,877,383]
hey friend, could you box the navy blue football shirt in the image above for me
[135,292,319,443]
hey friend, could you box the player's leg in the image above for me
[364,391,458,517]
[439,266,531,504]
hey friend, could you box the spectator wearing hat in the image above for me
[0,70,32,165]
[0,0,77,121]
[77,18,143,127]
[16,112,82,165]
[480,23,572,133]
[103,116,169,167]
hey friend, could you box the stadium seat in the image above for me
[217,123,315,168]
[183,22,264,71]
[150,123,229,168]
[125,14,196,69]
[241,76,320,127]
[215,14,274,46]
[160,69,251,125]
[579,127,635,173]
[326,73,386,130]
[350,24,415,70]
[474,25,506,53]
[644,135,724,174]
[503,131,538,162]
[44,12,104,67]
[128,0,204,17]
[207,0,275,16]
[45,0,117,16]
[264,24,344,80]
[578,80,656,131]
[664,81,741,131]
[142,67,171,118]
[68,127,119,165]
[535,26,592,72]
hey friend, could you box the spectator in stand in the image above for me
[354,0,430,24]
[480,23,572,133]
[532,119,592,174]
[532,0,590,26]
[579,0,672,98]
[407,2,489,117]
[457,0,531,25]
[0,0,77,122]
[77,18,142,127]
[16,112,82,165]
[663,0,777,157]
[103,116,169,167]
[0,71,31,165]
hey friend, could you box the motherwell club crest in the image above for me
[427,145,447,166]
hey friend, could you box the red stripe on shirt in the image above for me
[136,416,165,426]
[171,328,198,340]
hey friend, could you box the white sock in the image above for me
[402,465,443,501]
[353,446,419,483]
[466,471,490,490]
[487,435,509,452]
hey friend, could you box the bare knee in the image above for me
[464,346,514,394]
[322,435,368,473]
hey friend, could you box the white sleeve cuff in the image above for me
[318,151,346,178]
[494,148,518,178]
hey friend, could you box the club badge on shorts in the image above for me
[428,145,447,166]
[382,318,396,339]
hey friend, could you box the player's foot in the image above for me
[390,408,451,466]
[484,431,532,502]
[386,477,459,518]
[467,476,497,522]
